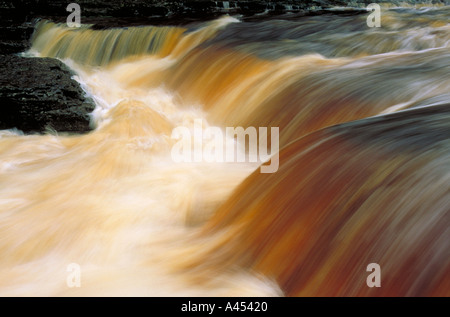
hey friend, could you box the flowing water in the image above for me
[1,5,449,296]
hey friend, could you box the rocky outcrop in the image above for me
[0,55,94,133]
[0,0,446,134]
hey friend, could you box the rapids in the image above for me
[1,5,449,296]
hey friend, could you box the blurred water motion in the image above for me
[0,4,449,296]
[196,104,450,296]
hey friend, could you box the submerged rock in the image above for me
[0,54,94,133]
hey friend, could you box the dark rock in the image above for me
[237,1,267,15]
[0,0,444,135]
[0,55,94,133]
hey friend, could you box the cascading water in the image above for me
[0,4,449,296]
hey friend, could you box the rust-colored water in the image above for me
[1,5,448,296]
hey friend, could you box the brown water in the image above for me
[1,5,449,296]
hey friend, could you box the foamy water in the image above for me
[1,6,449,296]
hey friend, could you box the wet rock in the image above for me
[0,0,444,134]
[0,54,94,133]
